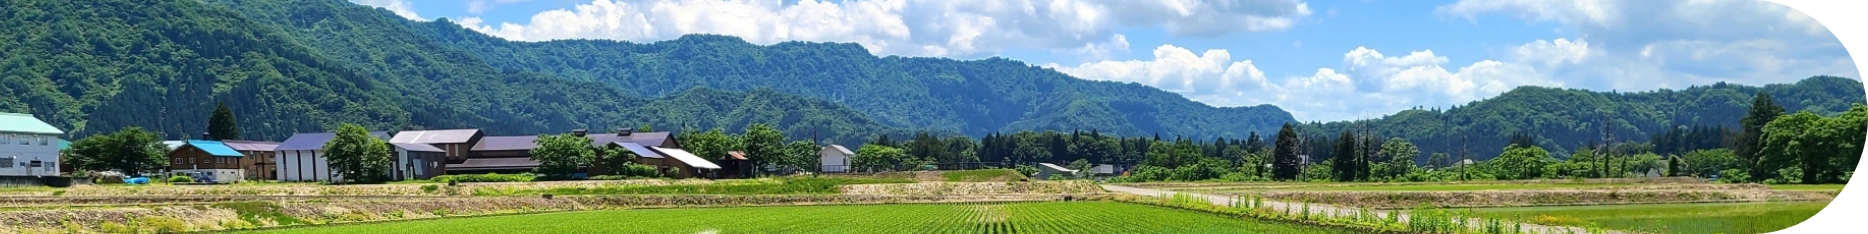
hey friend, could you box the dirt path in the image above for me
[1100,185,1625,234]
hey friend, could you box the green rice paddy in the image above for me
[1462,202,1831,234]
[242,202,1353,234]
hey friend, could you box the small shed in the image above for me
[1035,163,1079,180]
[390,143,446,180]
[819,145,854,173]
[719,151,752,179]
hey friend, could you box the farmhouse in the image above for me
[168,139,250,183]
[0,112,64,176]
[1035,163,1078,179]
[273,131,390,182]
[452,128,688,176]
[221,140,280,180]
[819,145,853,173]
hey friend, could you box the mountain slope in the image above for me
[1298,76,1866,163]
[203,0,1295,138]
[0,0,912,144]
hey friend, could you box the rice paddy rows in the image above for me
[240,201,1357,234]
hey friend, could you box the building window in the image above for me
[19,135,28,145]
[190,157,195,164]
[39,136,48,146]
[1,134,8,144]
[0,158,11,168]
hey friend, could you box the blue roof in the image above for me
[186,140,245,157]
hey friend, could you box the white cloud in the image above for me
[1437,0,1858,91]
[1512,38,1591,67]
[350,0,424,20]
[1047,44,1561,121]
[455,0,1311,58]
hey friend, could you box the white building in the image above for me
[273,131,387,182]
[819,145,853,173]
[0,113,63,176]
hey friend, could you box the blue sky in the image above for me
[351,0,1859,121]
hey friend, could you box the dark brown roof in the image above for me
[471,135,538,151]
[447,157,540,170]
[726,151,748,160]
[220,140,280,152]
[472,131,677,152]
[390,129,481,144]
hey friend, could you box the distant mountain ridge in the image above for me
[0,0,1859,155]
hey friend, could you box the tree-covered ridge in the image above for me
[205,0,1288,139]
[0,0,408,140]
[1296,76,1866,163]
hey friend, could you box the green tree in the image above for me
[531,133,595,178]
[1490,145,1553,180]
[1736,92,1784,181]
[637,124,654,132]
[591,144,635,176]
[851,145,909,171]
[323,124,391,184]
[66,127,168,176]
[1428,152,1450,169]
[1272,123,1301,180]
[1068,159,1092,178]
[207,102,239,140]
[1680,149,1737,177]
[1330,130,1360,182]
[1376,138,1421,180]
[679,128,741,162]
[741,123,786,176]
[782,140,821,173]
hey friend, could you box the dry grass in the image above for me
[839,181,1104,196]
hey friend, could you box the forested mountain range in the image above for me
[1295,76,1864,163]
[1,0,1862,158]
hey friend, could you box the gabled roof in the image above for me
[471,135,539,151]
[220,140,280,152]
[391,143,446,152]
[275,131,390,151]
[389,129,481,144]
[726,151,748,160]
[474,131,680,152]
[448,157,540,170]
[824,145,854,155]
[0,112,63,135]
[611,142,666,159]
[185,140,245,157]
[654,147,721,169]
[1038,163,1077,173]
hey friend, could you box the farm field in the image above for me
[239,201,1356,234]
[1453,201,1831,234]
[1767,184,1846,191]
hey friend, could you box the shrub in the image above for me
[421,184,440,193]
[167,175,194,183]
[612,163,661,178]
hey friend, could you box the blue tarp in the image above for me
[125,177,149,185]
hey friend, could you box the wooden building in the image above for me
[221,140,279,181]
[168,140,248,183]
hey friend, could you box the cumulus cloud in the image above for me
[1047,44,1561,121]
[1437,0,1858,90]
[349,0,424,20]
[455,0,1311,58]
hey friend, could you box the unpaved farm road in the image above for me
[1100,185,1627,234]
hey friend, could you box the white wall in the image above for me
[174,169,243,183]
[819,148,850,173]
[0,133,60,176]
[276,150,334,182]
